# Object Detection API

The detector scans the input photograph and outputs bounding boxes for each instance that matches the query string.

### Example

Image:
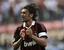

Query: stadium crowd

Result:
[0,0,64,24]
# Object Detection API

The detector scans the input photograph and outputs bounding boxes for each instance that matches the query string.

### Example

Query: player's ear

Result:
[30,14,33,18]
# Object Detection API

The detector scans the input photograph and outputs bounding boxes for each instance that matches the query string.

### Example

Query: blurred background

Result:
[0,0,64,50]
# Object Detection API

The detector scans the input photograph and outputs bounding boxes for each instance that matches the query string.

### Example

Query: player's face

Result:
[21,9,31,22]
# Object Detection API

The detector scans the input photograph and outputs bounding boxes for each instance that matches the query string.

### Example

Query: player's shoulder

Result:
[35,21,45,27]
[15,24,23,31]
[36,21,47,31]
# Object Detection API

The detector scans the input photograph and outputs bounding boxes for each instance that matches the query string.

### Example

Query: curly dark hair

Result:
[22,3,39,21]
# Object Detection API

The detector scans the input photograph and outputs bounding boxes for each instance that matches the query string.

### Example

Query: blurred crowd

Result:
[0,0,64,24]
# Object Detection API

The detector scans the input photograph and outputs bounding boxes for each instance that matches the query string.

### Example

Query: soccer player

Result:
[13,3,48,50]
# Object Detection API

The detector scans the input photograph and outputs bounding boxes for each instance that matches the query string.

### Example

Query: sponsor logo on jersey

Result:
[24,40,36,47]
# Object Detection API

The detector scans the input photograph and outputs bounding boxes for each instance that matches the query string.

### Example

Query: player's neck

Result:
[26,19,33,27]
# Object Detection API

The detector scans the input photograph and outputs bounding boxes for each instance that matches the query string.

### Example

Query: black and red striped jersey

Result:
[13,21,47,50]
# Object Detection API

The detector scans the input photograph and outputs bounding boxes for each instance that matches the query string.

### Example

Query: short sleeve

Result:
[37,23,47,38]
[13,27,21,43]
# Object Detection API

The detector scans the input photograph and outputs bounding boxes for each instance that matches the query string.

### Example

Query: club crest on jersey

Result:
[24,40,36,47]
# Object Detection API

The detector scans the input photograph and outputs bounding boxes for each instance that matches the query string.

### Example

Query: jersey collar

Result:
[23,21,35,29]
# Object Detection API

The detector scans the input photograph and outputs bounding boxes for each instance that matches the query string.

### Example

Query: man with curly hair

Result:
[13,3,48,50]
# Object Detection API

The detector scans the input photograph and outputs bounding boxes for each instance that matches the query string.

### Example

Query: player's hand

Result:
[26,28,33,38]
[20,29,25,40]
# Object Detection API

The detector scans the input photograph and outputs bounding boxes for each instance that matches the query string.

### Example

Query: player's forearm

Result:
[31,35,47,47]
[13,38,23,50]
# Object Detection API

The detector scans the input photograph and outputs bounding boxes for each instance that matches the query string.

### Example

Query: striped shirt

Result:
[13,21,47,50]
